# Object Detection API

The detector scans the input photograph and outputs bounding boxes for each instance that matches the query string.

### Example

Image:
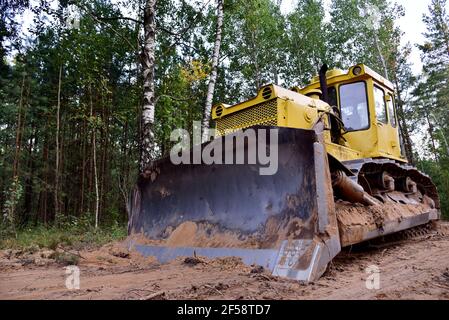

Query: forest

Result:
[0,0,448,241]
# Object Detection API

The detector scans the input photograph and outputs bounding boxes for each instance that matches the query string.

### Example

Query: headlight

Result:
[353,66,362,76]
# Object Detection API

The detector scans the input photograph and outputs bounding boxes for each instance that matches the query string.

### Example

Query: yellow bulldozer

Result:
[128,64,440,282]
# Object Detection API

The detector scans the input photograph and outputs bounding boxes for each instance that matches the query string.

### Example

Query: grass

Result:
[0,219,127,251]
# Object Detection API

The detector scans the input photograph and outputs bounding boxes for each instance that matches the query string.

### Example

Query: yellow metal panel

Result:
[296,64,395,93]
[279,99,318,130]
[325,142,363,162]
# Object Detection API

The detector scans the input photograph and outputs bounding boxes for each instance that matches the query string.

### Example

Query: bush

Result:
[53,252,80,266]
[418,159,449,219]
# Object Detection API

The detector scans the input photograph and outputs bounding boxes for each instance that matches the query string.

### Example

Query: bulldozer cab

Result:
[298,64,405,163]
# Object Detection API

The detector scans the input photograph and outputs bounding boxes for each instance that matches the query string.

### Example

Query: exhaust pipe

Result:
[319,64,329,104]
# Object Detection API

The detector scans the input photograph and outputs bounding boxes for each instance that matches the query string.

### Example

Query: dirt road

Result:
[1,222,449,300]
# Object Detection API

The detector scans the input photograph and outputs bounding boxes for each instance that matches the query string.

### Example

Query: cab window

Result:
[387,94,397,127]
[374,85,388,124]
[339,82,369,131]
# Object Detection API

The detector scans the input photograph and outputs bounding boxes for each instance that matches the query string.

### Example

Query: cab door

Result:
[373,84,400,157]
[385,92,401,158]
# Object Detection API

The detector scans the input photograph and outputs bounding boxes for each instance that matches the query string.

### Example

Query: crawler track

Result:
[355,160,440,208]
[334,159,440,247]
[366,222,436,248]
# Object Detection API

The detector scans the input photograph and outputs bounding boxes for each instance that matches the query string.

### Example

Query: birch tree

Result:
[202,0,224,142]
[140,0,157,173]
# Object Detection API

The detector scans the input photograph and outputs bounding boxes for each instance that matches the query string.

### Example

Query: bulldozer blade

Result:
[128,127,341,282]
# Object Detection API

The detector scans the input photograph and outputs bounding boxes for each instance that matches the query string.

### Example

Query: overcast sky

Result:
[281,0,449,75]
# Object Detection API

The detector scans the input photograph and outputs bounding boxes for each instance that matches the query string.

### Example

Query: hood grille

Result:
[216,99,278,136]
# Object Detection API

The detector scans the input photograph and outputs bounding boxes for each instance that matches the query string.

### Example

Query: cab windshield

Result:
[339,82,369,131]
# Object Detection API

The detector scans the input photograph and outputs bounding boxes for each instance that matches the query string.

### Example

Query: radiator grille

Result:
[216,99,278,136]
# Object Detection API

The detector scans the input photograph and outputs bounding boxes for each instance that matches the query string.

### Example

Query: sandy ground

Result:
[1,222,449,300]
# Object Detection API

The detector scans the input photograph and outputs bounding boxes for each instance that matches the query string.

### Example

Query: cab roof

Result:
[294,64,395,95]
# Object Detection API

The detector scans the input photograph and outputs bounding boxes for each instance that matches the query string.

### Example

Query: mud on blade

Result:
[128,127,341,282]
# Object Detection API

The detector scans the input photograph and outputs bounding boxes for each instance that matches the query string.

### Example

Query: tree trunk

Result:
[90,85,100,229]
[250,30,261,90]
[8,72,27,226]
[39,125,49,224]
[373,32,389,79]
[54,65,62,216]
[12,73,26,180]
[80,116,87,216]
[202,0,224,142]
[93,130,99,228]
[24,125,37,223]
[424,111,439,162]
[140,0,157,174]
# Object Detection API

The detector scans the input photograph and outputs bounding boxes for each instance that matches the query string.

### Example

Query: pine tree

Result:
[414,0,449,217]
[416,0,449,158]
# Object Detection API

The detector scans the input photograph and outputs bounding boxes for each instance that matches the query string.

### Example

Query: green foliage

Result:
[328,0,405,75]
[411,0,449,216]
[0,217,127,250]
[2,176,23,229]
[418,159,449,218]
[283,0,327,87]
